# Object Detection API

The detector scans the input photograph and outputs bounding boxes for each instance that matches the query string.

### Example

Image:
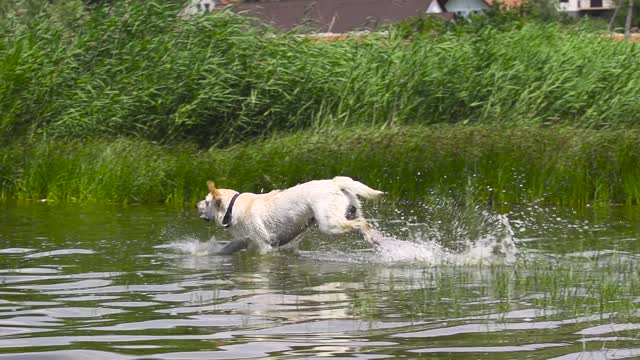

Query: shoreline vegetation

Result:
[3,126,640,206]
[2,2,640,206]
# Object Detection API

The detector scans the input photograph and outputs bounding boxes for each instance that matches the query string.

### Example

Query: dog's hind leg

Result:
[350,219,383,247]
[317,218,382,247]
[312,195,381,247]
[361,224,384,248]
[217,239,248,255]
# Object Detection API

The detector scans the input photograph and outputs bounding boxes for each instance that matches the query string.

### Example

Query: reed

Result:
[2,2,640,147]
[2,126,640,206]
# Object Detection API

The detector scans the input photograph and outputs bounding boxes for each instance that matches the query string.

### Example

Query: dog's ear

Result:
[207,180,222,198]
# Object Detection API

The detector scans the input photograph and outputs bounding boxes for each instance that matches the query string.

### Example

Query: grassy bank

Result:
[2,126,640,206]
[2,3,640,207]
[2,2,640,147]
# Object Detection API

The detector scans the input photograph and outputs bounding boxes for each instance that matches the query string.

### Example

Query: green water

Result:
[1,201,640,359]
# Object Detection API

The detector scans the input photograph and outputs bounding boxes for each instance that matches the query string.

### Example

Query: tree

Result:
[609,0,621,31]
[625,0,634,37]
[609,0,640,33]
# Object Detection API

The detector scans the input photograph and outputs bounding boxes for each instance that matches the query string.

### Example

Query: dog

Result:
[196,176,384,254]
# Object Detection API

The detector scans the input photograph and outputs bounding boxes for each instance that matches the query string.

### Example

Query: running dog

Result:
[196,177,384,254]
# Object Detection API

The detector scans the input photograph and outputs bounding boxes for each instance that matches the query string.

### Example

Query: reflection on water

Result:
[1,201,640,359]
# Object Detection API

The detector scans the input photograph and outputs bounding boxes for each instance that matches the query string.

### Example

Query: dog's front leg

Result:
[218,239,248,255]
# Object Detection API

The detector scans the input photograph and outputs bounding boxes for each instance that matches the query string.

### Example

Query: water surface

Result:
[1,201,640,359]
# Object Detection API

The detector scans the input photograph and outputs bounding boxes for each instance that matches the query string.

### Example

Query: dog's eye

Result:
[205,201,210,206]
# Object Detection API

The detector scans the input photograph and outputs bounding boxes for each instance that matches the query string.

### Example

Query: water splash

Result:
[154,236,224,256]
[344,197,520,266]
[372,236,444,263]
[157,203,519,266]
[359,212,517,265]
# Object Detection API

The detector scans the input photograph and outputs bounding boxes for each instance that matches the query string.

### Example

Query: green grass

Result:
[2,126,640,206]
[2,2,640,147]
[211,126,640,207]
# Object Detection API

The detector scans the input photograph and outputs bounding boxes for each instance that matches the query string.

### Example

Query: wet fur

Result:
[197,176,384,254]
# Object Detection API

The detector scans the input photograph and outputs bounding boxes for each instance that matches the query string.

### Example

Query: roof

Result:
[231,0,433,33]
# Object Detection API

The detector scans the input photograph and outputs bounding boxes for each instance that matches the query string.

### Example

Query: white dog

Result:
[196,176,384,254]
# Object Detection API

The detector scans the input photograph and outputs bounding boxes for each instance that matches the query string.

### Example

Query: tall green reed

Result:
[0,139,211,203]
[2,2,640,147]
[2,126,640,206]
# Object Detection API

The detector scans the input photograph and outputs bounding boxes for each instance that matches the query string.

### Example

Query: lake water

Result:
[1,201,640,359]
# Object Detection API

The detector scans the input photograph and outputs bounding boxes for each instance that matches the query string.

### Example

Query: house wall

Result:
[426,0,444,13]
[444,0,490,16]
[558,0,615,12]
[181,0,216,16]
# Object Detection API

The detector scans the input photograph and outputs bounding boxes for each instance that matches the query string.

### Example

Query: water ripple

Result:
[1,204,640,359]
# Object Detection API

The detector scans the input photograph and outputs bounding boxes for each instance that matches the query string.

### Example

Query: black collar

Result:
[222,193,241,228]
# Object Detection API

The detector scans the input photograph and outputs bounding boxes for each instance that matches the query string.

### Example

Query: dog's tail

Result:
[333,176,384,199]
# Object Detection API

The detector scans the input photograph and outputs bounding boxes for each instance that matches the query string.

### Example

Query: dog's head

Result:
[196,180,237,225]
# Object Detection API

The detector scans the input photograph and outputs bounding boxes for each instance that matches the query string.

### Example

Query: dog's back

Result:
[331,176,384,199]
